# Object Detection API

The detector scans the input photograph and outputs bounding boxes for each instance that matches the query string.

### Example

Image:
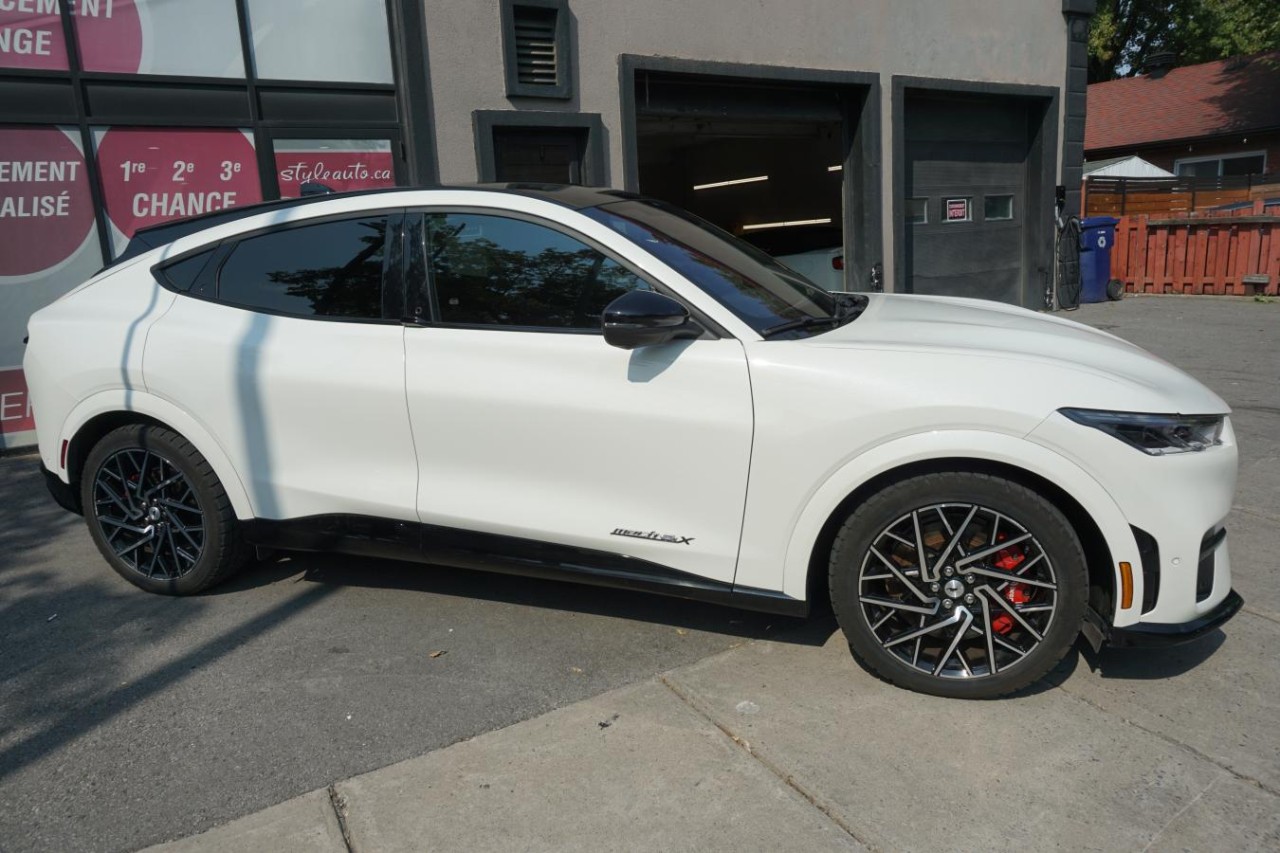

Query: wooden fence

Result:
[1111,205,1280,296]
[1084,174,1280,218]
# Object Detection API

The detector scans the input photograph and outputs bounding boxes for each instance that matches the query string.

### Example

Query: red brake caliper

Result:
[990,542,1030,635]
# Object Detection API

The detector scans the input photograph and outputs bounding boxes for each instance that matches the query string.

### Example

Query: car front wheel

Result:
[81,424,247,595]
[829,472,1088,699]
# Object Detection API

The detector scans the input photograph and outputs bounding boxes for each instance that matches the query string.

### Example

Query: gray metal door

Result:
[904,95,1031,304]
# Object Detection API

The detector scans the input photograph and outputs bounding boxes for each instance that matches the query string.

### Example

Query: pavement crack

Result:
[1241,605,1280,627]
[327,784,355,853]
[1138,773,1222,853]
[659,675,880,852]
[1233,504,1280,525]
[1060,687,1280,799]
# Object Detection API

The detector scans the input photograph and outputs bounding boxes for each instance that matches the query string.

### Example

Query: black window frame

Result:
[403,206,726,338]
[499,0,573,100]
[152,208,405,324]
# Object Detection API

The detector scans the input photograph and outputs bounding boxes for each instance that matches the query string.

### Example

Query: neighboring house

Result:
[1086,51,1280,177]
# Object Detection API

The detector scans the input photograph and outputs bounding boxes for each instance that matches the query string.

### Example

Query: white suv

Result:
[23,185,1242,699]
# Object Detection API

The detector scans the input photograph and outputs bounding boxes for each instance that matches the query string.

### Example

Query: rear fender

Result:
[58,389,254,520]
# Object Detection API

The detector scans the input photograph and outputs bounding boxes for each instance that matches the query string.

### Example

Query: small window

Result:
[1175,152,1267,178]
[425,213,649,330]
[1175,160,1220,178]
[159,249,217,292]
[905,198,928,225]
[984,195,1014,221]
[501,0,572,99]
[1222,154,1266,177]
[218,216,389,319]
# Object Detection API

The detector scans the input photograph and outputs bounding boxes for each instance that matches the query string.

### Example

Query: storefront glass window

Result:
[92,126,262,256]
[74,0,244,77]
[246,0,392,84]
[0,125,103,446]
[273,138,397,197]
[0,1,69,70]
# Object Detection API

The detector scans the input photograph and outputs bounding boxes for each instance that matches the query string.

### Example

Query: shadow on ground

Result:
[1077,631,1227,680]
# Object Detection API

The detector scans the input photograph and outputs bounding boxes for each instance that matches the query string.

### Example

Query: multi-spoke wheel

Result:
[829,472,1087,699]
[81,425,247,594]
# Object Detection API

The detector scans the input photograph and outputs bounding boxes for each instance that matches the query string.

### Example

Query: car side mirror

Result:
[602,290,701,350]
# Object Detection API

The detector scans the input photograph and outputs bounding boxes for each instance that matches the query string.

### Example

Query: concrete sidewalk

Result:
[146,621,1280,852]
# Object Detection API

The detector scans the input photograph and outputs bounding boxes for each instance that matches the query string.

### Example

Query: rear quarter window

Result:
[216,215,390,320]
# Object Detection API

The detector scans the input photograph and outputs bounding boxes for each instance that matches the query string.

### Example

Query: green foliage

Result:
[1088,0,1280,82]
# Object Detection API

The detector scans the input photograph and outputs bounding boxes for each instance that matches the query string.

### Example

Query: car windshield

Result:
[583,199,838,336]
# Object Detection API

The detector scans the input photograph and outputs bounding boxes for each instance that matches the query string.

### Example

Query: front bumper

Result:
[1105,589,1244,648]
[1029,412,1238,627]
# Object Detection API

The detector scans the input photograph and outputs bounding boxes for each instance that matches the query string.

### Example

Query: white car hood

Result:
[804,293,1229,414]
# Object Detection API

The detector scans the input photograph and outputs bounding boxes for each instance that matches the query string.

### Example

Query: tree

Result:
[1088,0,1280,82]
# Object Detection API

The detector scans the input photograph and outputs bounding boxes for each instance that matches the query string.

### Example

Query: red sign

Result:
[0,0,66,69]
[0,0,143,72]
[945,198,971,222]
[274,145,396,198]
[96,127,261,245]
[0,367,35,435]
[73,0,143,73]
[0,127,95,277]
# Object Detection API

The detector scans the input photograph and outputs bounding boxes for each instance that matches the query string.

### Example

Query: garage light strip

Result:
[740,217,833,231]
[692,175,769,190]
[828,165,843,172]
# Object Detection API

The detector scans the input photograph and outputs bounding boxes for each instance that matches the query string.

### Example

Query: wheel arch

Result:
[784,431,1141,628]
[59,390,255,520]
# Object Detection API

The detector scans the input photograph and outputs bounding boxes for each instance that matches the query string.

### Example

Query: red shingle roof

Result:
[1085,51,1280,152]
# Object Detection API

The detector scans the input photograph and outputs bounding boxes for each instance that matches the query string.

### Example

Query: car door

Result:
[401,208,753,585]
[144,210,419,522]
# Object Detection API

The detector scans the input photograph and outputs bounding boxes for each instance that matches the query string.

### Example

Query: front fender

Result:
[58,389,255,520]
[777,429,1143,627]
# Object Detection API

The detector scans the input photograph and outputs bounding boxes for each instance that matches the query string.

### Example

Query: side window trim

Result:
[406,206,725,338]
[172,208,406,324]
[403,210,431,325]
[382,211,407,323]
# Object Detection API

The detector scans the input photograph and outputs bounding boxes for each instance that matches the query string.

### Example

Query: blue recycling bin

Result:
[1079,216,1120,303]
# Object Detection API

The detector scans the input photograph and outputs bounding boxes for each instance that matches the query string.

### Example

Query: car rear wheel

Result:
[829,472,1088,699]
[81,424,247,595]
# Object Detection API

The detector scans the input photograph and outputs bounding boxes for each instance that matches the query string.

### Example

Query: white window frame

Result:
[1173,150,1267,177]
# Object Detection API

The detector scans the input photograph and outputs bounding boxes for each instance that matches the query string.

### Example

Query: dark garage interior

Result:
[631,72,867,291]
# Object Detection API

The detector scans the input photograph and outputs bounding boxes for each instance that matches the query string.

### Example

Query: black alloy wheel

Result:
[829,472,1088,699]
[81,424,247,594]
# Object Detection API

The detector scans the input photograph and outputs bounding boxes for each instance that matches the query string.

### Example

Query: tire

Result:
[1106,279,1125,301]
[828,472,1087,699]
[80,424,248,595]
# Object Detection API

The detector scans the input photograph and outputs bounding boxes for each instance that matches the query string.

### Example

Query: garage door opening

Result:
[628,69,877,292]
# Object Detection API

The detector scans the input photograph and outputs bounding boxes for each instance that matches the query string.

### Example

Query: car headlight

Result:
[1060,408,1225,455]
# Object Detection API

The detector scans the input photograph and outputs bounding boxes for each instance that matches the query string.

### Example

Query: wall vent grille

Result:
[513,6,559,87]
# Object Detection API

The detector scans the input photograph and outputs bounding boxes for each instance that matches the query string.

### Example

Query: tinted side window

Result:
[218,216,389,319]
[426,213,649,329]
[158,249,216,292]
